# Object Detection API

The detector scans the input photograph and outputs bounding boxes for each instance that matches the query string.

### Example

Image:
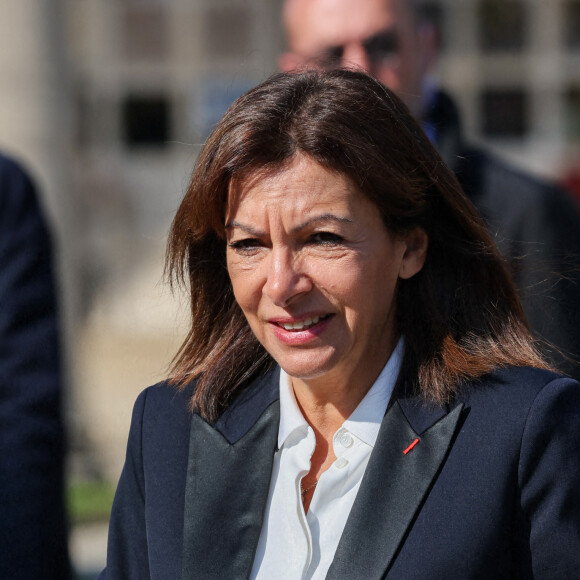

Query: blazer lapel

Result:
[181,369,280,580]
[328,398,464,580]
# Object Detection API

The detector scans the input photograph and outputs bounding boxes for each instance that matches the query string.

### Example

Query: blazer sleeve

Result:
[519,376,580,576]
[98,388,151,580]
[0,154,70,579]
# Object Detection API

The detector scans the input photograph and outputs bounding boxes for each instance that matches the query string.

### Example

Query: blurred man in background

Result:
[0,152,71,579]
[280,0,580,380]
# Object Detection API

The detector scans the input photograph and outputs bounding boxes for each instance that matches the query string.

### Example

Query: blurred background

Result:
[0,0,579,577]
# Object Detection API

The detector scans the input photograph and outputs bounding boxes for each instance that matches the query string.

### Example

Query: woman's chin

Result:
[273,349,342,384]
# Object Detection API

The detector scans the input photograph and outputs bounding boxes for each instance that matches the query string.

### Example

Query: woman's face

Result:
[225,154,426,391]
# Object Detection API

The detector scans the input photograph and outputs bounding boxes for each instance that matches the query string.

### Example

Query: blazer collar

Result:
[181,368,280,580]
[213,368,280,444]
[181,368,464,580]
[327,396,464,580]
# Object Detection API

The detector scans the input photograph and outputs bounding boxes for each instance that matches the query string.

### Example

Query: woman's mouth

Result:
[277,314,331,331]
[269,313,333,345]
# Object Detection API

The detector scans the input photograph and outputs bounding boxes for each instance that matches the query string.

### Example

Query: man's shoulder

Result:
[473,147,569,208]
[431,91,577,223]
[459,143,580,244]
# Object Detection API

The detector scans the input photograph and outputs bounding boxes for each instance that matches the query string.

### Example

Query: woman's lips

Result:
[277,314,330,331]
[268,313,334,345]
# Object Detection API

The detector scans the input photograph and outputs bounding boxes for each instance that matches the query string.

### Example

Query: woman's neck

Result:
[292,377,363,436]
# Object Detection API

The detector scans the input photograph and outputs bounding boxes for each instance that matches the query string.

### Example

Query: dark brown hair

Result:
[167,69,548,422]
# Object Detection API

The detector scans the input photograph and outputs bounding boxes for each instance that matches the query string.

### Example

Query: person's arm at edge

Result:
[0,154,71,579]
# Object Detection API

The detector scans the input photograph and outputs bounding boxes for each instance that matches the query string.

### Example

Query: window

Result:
[478,0,526,52]
[74,90,90,148]
[563,1,580,50]
[193,77,254,138]
[564,85,580,140]
[74,90,116,148]
[203,6,251,58]
[123,5,168,61]
[121,95,170,148]
[481,89,528,138]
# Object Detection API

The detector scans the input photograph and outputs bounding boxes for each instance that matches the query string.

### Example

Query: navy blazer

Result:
[0,153,70,579]
[100,366,580,579]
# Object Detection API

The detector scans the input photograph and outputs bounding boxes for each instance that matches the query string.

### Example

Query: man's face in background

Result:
[279,0,435,117]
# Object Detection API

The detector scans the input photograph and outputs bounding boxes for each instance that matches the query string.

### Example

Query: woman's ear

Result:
[398,227,428,280]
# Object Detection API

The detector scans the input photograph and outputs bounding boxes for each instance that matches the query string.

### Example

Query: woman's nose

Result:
[262,249,312,307]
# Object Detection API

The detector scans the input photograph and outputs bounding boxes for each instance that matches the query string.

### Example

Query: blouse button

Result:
[335,457,348,469]
[340,432,354,448]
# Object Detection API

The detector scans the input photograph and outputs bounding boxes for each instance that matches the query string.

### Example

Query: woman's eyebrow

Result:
[224,221,264,236]
[225,214,353,235]
[292,214,353,233]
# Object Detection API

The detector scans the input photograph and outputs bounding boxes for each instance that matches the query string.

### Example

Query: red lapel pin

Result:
[403,437,420,455]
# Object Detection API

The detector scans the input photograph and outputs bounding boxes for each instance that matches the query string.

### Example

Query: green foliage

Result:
[68,480,116,524]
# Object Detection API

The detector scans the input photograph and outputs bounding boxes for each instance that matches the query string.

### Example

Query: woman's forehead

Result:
[226,155,353,211]
[227,154,357,204]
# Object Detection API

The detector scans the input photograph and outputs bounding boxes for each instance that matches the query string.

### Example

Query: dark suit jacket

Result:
[0,153,71,579]
[425,91,580,381]
[100,365,580,579]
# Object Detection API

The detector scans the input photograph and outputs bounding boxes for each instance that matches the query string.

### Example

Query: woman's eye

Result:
[228,238,262,252]
[309,232,344,245]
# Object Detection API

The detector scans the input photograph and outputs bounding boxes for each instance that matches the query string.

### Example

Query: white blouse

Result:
[250,339,404,579]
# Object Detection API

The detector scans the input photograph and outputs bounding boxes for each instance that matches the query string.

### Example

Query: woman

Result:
[100,70,580,579]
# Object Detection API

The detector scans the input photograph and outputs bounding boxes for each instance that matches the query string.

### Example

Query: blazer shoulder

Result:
[102,381,196,580]
[139,378,195,407]
[135,379,196,438]
[122,380,197,473]
[458,365,579,414]
[489,365,572,386]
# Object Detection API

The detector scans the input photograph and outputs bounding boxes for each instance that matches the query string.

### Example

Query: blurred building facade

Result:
[432,0,580,187]
[0,0,579,483]
[63,0,285,480]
